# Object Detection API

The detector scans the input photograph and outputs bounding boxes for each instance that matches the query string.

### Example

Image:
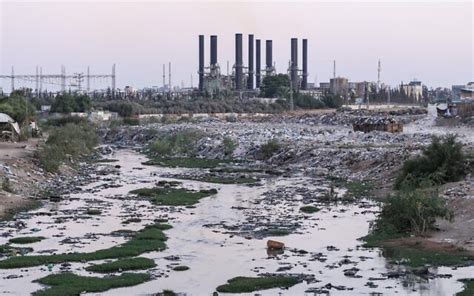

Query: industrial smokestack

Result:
[247,34,254,90]
[235,33,243,90]
[290,38,298,89]
[198,35,204,91]
[265,40,272,75]
[302,39,308,90]
[210,35,217,66]
[256,39,261,88]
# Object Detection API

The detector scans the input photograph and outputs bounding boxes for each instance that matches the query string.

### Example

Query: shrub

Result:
[258,139,280,159]
[0,91,36,124]
[2,177,13,193]
[51,93,91,113]
[36,122,98,172]
[148,130,204,157]
[394,135,466,189]
[371,188,453,236]
[223,137,237,157]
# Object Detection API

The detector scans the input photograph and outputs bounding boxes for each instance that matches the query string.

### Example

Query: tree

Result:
[0,91,36,124]
[260,74,290,98]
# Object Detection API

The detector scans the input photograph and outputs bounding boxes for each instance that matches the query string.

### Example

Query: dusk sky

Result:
[1,0,472,92]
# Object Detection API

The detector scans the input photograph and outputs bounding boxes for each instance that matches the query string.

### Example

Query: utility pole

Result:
[377,59,381,90]
[35,66,39,95]
[162,64,165,88]
[190,74,193,88]
[168,62,171,94]
[11,66,14,91]
[87,66,90,92]
[333,60,336,78]
[111,64,116,97]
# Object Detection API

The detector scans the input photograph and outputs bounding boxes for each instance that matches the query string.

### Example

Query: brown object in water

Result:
[267,240,285,250]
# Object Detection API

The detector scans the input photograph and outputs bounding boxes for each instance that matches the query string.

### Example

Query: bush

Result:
[258,139,280,159]
[223,137,237,157]
[36,122,98,172]
[148,130,204,157]
[44,116,88,127]
[0,91,36,124]
[2,177,13,193]
[395,135,466,189]
[371,188,453,236]
[51,93,91,113]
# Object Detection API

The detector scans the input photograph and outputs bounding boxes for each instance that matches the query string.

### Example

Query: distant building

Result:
[329,77,349,97]
[401,80,423,101]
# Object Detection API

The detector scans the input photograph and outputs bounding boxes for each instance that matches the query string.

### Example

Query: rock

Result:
[267,240,285,250]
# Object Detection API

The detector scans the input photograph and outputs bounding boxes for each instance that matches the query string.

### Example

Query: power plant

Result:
[198,33,309,95]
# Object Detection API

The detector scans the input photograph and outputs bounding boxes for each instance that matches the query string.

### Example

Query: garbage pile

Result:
[352,117,403,133]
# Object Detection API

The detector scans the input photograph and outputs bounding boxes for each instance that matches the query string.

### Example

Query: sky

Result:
[0,0,473,92]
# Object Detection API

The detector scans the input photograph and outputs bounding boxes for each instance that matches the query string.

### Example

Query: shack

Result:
[0,113,20,141]
[353,117,403,133]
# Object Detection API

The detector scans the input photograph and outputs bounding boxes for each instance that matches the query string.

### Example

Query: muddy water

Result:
[0,149,472,296]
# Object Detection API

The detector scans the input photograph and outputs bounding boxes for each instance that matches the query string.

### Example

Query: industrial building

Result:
[198,34,309,95]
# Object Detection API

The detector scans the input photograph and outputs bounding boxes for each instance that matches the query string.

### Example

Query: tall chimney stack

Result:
[256,39,261,88]
[247,34,254,90]
[302,39,308,90]
[198,35,204,91]
[210,35,217,66]
[235,33,243,90]
[265,40,273,76]
[290,38,298,90]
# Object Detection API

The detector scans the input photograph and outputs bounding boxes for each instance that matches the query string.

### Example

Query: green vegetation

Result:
[9,236,45,244]
[51,93,91,113]
[258,139,281,160]
[223,137,237,157]
[0,91,36,124]
[300,205,320,213]
[2,177,14,193]
[0,223,171,269]
[86,209,102,215]
[216,276,300,293]
[260,74,290,98]
[33,272,150,296]
[457,279,474,296]
[395,135,466,189]
[85,257,156,273]
[143,157,227,169]
[36,122,98,172]
[381,245,473,268]
[267,229,291,236]
[44,116,88,128]
[147,129,204,157]
[179,175,258,185]
[172,265,189,271]
[130,187,217,206]
[372,188,452,236]
[344,180,373,199]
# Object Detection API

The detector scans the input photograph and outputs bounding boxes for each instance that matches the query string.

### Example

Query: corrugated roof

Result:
[0,113,15,123]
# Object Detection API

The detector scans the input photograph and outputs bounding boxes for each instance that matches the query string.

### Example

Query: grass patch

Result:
[267,229,291,236]
[457,279,474,296]
[85,257,156,273]
[382,246,473,268]
[9,236,45,244]
[33,272,150,296]
[0,224,171,269]
[130,187,217,206]
[344,180,373,199]
[216,276,300,293]
[143,157,229,169]
[172,265,189,271]
[178,175,259,185]
[300,205,319,214]
[86,209,102,215]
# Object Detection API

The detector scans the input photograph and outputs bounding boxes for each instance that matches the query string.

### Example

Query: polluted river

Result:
[0,147,473,295]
